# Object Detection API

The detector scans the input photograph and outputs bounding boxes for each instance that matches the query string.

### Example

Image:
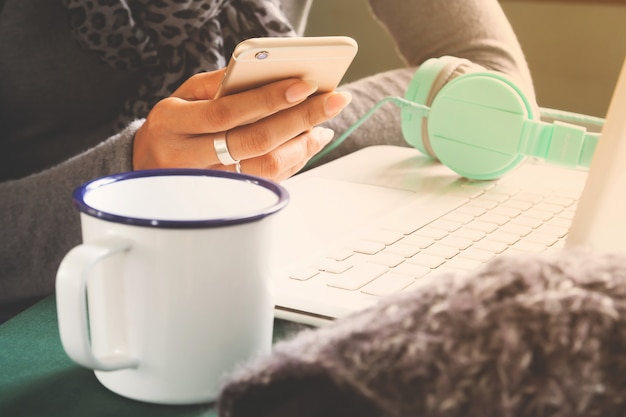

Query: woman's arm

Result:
[0,123,138,322]
[313,0,534,165]
[0,68,352,321]
[368,0,533,90]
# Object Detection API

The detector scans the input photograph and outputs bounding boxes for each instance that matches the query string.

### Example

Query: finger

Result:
[164,78,319,135]
[171,69,227,101]
[194,127,334,179]
[240,127,335,181]
[226,91,351,161]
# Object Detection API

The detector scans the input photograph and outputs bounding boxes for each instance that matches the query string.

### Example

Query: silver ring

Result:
[213,131,239,166]
[235,161,242,174]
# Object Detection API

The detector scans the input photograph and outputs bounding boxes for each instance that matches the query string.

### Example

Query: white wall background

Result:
[304,1,626,118]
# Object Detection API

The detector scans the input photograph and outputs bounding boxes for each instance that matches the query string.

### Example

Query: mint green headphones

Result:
[401,56,604,180]
[307,55,604,180]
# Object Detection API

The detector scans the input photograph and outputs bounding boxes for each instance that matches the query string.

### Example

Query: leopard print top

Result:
[60,0,295,129]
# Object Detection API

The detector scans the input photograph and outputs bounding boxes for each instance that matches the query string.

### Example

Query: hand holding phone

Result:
[133,37,356,182]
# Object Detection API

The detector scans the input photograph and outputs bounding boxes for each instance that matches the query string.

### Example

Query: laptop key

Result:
[393,262,431,278]
[407,253,446,268]
[360,272,415,296]
[326,263,388,291]
[289,267,320,281]
[350,240,386,255]
[370,252,406,267]
[384,243,421,258]
[327,247,354,261]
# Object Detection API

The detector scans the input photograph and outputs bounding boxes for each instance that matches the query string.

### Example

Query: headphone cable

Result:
[305,96,429,169]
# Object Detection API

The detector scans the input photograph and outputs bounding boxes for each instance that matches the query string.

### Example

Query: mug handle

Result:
[56,236,139,371]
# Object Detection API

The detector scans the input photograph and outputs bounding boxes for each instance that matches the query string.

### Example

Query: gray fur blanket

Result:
[217,249,626,417]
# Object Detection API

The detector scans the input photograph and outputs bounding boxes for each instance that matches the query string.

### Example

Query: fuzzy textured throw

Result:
[217,249,626,417]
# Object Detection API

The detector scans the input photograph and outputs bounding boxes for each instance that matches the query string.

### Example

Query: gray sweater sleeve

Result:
[0,120,141,321]
[314,0,534,165]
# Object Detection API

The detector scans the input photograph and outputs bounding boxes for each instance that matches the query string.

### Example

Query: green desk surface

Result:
[0,296,301,417]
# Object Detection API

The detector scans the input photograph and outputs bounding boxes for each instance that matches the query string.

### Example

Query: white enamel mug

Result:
[55,169,288,405]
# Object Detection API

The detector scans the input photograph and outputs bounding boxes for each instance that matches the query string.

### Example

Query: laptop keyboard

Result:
[287,180,578,298]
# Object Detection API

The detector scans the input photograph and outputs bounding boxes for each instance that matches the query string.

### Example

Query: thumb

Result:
[171,68,227,101]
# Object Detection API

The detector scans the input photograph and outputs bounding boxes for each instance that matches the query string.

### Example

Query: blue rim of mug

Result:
[73,169,290,229]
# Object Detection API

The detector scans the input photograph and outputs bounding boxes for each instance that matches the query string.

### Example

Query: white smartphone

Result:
[215,36,358,98]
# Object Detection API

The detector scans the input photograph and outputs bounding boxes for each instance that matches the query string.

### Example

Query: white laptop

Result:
[270,59,626,327]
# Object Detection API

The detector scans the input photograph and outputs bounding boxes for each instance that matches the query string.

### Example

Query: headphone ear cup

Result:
[402,56,482,158]
[428,72,538,180]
